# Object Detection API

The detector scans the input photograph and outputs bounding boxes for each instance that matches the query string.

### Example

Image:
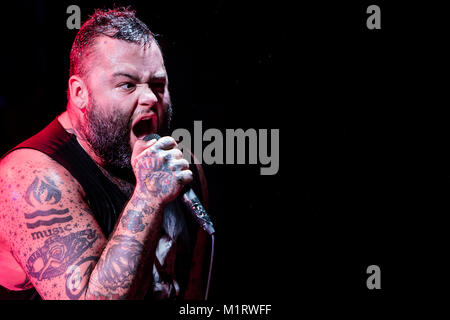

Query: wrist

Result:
[131,187,165,215]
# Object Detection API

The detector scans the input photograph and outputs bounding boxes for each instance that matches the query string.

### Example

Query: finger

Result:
[163,148,183,160]
[169,159,190,171]
[153,136,178,150]
[146,138,158,146]
[175,170,193,185]
[133,138,158,158]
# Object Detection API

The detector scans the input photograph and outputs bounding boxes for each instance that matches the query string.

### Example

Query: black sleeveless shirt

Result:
[9,118,130,236]
[0,118,204,300]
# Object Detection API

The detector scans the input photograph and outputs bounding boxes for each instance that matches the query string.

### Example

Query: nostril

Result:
[138,88,158,106]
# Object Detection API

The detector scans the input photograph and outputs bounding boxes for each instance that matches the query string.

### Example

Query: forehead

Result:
[90,36,166,79]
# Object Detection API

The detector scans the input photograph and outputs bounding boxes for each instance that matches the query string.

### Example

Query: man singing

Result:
[0,7,209,300]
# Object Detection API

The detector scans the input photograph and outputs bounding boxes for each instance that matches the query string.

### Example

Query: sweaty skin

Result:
[0,38,193,299]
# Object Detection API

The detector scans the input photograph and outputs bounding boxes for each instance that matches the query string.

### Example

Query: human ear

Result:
[68,75,89,111]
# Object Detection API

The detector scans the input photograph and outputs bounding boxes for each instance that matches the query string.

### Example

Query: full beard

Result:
[81,97,173,177]
[83,100,134,174]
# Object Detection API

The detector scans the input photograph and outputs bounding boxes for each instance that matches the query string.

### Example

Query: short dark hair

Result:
[69,7,156,79]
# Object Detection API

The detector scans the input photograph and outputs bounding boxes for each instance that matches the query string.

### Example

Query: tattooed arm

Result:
[86,137,192,299]
[0,149,106,299]
[0,137,192,299]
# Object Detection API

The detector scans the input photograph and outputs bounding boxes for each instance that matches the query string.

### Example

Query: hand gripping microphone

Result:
[144,134,215,235]
[144,133,215,300]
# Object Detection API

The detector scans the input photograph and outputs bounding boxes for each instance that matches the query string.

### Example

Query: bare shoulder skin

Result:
[0,148,106,298]
[0,133,191,299]
[0,17,194,299]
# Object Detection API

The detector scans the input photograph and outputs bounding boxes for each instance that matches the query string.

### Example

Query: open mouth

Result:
[132,117,156,140]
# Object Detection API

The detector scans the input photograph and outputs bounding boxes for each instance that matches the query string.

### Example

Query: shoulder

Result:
[2,148,61,171]
[0,149,86,242]
[0,148,107,298]
[0,148,83,190]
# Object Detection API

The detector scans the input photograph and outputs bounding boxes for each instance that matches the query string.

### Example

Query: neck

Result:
[58,110,104,166]
[58,111,135,197]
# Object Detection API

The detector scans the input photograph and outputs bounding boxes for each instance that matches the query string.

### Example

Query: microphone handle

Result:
[182,188,215,235]
[143,134,215,235]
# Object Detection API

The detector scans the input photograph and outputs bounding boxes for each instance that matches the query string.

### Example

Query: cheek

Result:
[158,101,170,122]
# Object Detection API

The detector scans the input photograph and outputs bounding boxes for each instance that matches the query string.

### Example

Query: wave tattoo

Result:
[24,208,70,219]
[26,216,73,229]
[23,175,73,228]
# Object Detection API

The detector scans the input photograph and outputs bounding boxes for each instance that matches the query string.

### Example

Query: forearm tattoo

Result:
[122,210,145,234]
[95,235,143,292]
[65,256,98,300]
[131,196,157,216]
[13,159,169,299]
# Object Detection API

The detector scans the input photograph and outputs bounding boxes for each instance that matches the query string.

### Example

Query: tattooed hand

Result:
[131,136,193,206]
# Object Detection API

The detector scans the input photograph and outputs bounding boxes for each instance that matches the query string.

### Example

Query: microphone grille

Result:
[143,133,161,141]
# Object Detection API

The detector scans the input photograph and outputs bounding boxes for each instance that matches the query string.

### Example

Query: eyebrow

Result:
[112,72,140,82]
[112,72,167,82]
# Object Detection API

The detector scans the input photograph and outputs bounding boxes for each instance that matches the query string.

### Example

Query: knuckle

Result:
[156,150,167,160]
[180,159,189,169]
[176,170,192,181]
[169,162,181,172]
[174,149,183,157]
[185,170,193,179]
[169,163,177,171]
[161,136,177,146]
[163,152,172,160]
[145,146,158,158]
[168,149,183,160]
[167,136,177,144]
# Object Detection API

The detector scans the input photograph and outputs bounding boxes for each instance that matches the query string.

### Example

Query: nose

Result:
[138,84,158,108]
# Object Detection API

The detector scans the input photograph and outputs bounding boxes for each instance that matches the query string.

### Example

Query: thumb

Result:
[132,138,158,159]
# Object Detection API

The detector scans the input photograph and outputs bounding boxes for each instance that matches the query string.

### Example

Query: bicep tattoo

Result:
[26,228,98,281]
[24,175,72,230]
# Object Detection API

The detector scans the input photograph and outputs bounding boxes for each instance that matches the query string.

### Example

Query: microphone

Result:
[144,134,215,235]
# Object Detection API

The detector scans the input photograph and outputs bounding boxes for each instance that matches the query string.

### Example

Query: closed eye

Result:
[151,81,165,93]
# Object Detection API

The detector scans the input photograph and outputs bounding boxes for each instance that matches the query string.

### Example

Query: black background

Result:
[0,0,448,315]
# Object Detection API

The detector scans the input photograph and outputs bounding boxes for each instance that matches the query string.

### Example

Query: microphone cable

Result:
[205,233,215,301]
